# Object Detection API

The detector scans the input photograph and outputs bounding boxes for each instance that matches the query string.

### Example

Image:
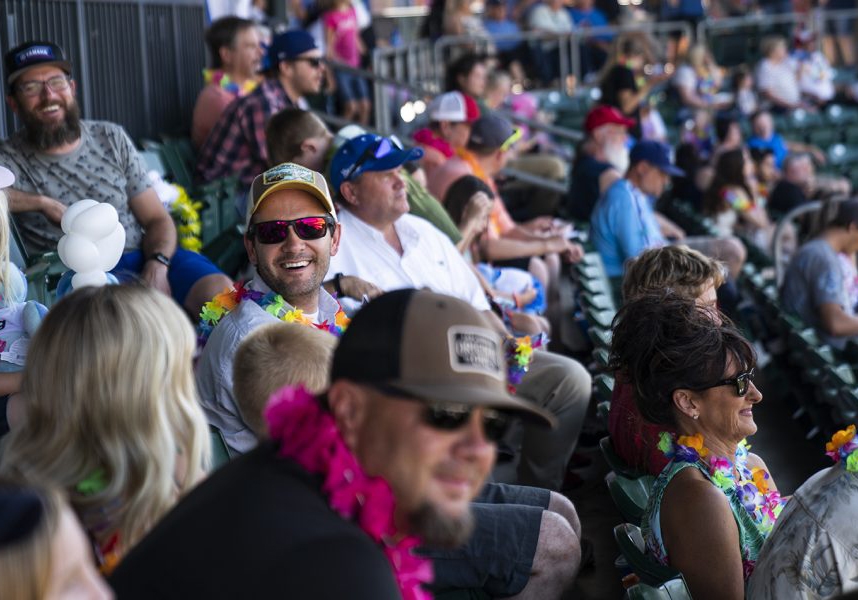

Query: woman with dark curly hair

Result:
[609,291,784,600]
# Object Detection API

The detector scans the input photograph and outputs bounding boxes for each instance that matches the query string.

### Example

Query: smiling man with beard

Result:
[195,162,343,454]
[0,41,231,318]
[112,288,557,599]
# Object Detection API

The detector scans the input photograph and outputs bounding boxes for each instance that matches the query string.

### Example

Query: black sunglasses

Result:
[291,57,324,68]
[247,216,335,244]
[342,137,397,183]
[421,401,512,443]
[372,383,511,442]
[692,367,756,397]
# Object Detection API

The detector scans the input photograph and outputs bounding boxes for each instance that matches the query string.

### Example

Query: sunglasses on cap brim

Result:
[500,128,523,152]
[247,216,336,244]
[342,136,405,183]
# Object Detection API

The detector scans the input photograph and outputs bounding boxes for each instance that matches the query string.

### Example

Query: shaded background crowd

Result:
[2,0,858,598]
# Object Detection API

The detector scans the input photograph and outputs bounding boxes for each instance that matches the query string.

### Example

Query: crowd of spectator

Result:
[2,1,858,598]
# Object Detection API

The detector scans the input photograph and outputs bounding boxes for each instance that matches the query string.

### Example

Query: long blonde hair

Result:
[0,190,23,305]
[0,478,63,600]
[0,285,210,555]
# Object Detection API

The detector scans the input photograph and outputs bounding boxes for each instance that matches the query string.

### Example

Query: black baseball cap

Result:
[4,41,72,87]
[331,289,557,428]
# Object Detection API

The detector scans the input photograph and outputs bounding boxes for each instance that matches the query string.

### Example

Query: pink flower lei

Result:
[264,385,434,599]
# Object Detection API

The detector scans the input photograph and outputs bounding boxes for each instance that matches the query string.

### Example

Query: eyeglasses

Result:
[693,367,756,397]
[17,75,71,98]
[247,216,335,243]
[291,57,324,69]
[422,401,512,443]
[342,137,396,183]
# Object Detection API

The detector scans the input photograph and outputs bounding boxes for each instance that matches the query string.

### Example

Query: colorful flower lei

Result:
[202,68,259,97]
[825,424,858,472]
[660,432,785,537]
[170,185,203,253]
[265,386,433,600]
[198,281,349,346]
[504,333,547,393]
[76,469,121,575]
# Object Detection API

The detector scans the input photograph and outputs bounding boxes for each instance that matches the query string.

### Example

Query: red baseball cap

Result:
[584,105,635,133]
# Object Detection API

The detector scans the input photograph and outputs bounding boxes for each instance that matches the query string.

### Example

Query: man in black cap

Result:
[0,40,231,317]
[196,29,325,194]
[110,289,565,599]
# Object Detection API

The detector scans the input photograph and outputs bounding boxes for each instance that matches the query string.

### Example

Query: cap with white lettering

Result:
[331,288,557,428]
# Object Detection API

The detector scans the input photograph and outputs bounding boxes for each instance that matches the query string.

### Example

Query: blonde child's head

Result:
[233,322,337,438]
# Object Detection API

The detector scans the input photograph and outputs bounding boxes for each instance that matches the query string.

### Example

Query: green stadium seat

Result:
[209,425,232,470]
[600,436,646,480]
[607,473,655,525]
[613,523,680,587]
[625,576,693,600]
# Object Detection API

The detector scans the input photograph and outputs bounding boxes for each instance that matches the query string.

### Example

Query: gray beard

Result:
[409,501,475,548]
[21,101,82,151]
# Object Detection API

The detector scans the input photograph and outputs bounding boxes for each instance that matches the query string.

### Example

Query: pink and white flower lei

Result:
[265,385,434,599]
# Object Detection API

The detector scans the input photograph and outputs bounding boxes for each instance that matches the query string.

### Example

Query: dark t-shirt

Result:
[565,154,613,222]
[768,179,808,216]
[599,66,641,138]
[109,443,401,599]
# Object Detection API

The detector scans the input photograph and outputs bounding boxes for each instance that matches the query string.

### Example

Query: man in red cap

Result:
[562,105,634,222]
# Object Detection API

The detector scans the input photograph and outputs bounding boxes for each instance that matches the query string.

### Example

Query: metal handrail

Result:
[773,200,822,287]
[697,8,858,43]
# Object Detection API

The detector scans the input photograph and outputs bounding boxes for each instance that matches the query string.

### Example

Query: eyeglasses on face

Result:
[342,137,397,184]
[17,75,71,98]
[291,57,324,69]
[693,367,756,397]
[422,401,511,443]
[247,216,335,244]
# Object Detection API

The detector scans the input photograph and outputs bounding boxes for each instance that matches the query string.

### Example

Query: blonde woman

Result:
[1,285,211,573]
[0,477,112,600]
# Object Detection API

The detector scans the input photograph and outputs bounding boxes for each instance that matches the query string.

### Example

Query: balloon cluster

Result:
[57,200,125,290]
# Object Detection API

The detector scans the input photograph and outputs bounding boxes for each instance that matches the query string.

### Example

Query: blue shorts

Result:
[420,483,548,596]
[335,70,369,102]
[112,249,222,306]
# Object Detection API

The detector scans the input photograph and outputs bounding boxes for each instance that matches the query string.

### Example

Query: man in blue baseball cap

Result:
[590,139,746,279]
[197,29,326,192]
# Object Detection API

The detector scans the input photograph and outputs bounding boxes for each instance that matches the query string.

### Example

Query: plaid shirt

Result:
[196,78,295,187]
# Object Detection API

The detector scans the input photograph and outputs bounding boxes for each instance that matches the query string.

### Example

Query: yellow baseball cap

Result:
[247,162,337,227]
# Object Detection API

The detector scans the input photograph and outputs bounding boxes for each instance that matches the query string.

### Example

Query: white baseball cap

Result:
[427,91,481,123]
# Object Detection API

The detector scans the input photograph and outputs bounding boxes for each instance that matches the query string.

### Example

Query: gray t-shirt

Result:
[781,238,852,350]
[0,120,149,254]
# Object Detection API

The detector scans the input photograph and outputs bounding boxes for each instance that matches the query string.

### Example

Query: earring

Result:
[692,413,699,420]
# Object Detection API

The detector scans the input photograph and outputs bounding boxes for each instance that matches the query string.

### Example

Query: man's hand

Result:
[39,195,67,225]
[562,242,585,263]
[660,219,686,240]
[142,260,171,296]
[339,275,383,301]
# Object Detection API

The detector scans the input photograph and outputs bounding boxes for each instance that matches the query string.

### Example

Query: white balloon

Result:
[58,233,100,273]
[61,199,98,234]
[72,270,108,289]
[95,224,126,272]
[70,203,119,239]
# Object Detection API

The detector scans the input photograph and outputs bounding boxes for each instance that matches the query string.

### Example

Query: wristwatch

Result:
[149,252,171,267]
